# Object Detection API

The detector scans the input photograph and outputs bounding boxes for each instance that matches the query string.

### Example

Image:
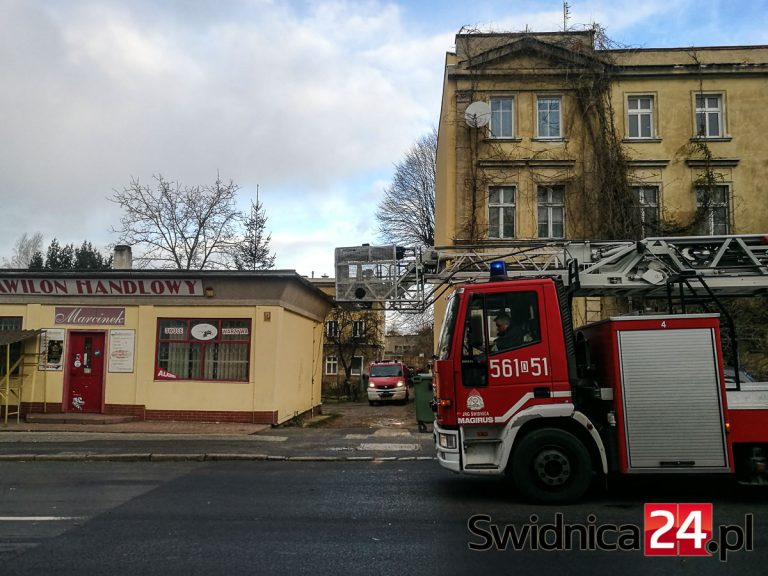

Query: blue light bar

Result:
[489,260,508,281]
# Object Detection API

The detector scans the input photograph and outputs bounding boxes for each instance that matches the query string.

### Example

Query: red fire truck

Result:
[335,235,768,502]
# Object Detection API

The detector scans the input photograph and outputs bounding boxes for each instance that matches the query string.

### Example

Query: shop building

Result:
[0,266,331,425]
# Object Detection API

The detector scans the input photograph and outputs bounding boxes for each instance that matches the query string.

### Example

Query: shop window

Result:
[156,318,250,381]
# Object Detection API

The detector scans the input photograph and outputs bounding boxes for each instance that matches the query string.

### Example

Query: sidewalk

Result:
[0,401,436,462]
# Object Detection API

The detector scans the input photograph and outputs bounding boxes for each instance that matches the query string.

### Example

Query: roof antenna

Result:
[563,1,571,31]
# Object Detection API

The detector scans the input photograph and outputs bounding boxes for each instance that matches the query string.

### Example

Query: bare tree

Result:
[3,232,43,268]
[233,198,276,270]
[376,128,436,248]
[326,307,384,400]
[387,309,434,337]
[110,174,243,270]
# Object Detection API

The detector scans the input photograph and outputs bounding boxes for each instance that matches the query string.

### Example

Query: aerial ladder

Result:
[335,234,768,306]
[335,234,768,386]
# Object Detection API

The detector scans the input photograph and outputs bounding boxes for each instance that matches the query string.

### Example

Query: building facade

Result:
[309,277,385,398]
[0,269,331,424]
[435,30,768,325]
[383,334,433,372]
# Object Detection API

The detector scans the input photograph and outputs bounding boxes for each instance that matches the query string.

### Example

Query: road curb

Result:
[204,453,269,461]
[0,454,37,461]
[87,453,152,461]
[0,453,438,462]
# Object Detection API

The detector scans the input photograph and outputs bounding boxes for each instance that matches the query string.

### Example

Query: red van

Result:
[367,361,409,405]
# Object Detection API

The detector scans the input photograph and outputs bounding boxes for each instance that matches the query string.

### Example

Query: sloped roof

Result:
[459,34,611,73]
[0,329,43,346]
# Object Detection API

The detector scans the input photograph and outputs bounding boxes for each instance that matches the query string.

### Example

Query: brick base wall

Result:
[105,404,146,419]
[15,402,64,415]
[16,403,324,426]
[145,409,278,425]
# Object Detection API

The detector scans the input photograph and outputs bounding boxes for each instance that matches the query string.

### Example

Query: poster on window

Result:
[108,329,135,373]
[39,328,65,371]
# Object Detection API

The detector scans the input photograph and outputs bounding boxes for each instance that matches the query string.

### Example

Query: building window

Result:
[0,317,22,377]
[351,356,363,376]
[696,185,730,235]
[488,186,516,239]
[156,318,250,381]
[537,185,565,238]
[537,96,561,139]
[352,320,364,339]
[325,320,339,338]
[628,95,654,139]
[325,355,338,375]
[631,186,660,237]
[695,94,723,138]
[490,97,514,138]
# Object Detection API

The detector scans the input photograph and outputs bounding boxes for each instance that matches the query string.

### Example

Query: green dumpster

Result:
[412,373,435,432]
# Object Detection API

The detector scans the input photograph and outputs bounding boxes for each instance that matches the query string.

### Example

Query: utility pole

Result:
[563,1,571,31]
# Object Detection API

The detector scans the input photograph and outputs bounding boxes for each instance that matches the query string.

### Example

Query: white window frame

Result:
[537,185,565,239]
[352,320,364,339]
[695,93,724,138]
[536,96,562,139]
[696,185,730,235]
[325,355,338,375]
[325,320,339,338]
[488,186,516,239]
[351,356,363,376]
[489,97,515,139]
[631,185,660,237]
[627,95,654,139]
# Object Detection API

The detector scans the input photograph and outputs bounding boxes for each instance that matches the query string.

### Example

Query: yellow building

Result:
[435,30,768,325]
[0,268,331,425]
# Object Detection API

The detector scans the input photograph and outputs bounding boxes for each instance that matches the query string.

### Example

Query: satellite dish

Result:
[464,101,491,128]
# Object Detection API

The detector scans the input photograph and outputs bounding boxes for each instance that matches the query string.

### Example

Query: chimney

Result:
[113,245,133,270]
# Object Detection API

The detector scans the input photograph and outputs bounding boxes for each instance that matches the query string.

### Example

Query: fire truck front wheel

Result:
[510,428,593,504]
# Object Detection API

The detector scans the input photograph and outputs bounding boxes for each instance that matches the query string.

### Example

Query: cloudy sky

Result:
[2,0,767,277]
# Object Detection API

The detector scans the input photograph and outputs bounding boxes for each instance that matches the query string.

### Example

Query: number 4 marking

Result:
[677,509,707,551]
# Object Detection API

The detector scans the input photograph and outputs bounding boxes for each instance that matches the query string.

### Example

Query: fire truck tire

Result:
[510,428,593,504]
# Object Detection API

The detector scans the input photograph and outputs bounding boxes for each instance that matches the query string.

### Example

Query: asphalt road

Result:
[0,460,766,575]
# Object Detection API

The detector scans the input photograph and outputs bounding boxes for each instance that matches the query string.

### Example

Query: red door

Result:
[66,332,105,412]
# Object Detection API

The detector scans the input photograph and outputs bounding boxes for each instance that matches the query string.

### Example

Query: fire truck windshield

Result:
[436,294,460,360]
